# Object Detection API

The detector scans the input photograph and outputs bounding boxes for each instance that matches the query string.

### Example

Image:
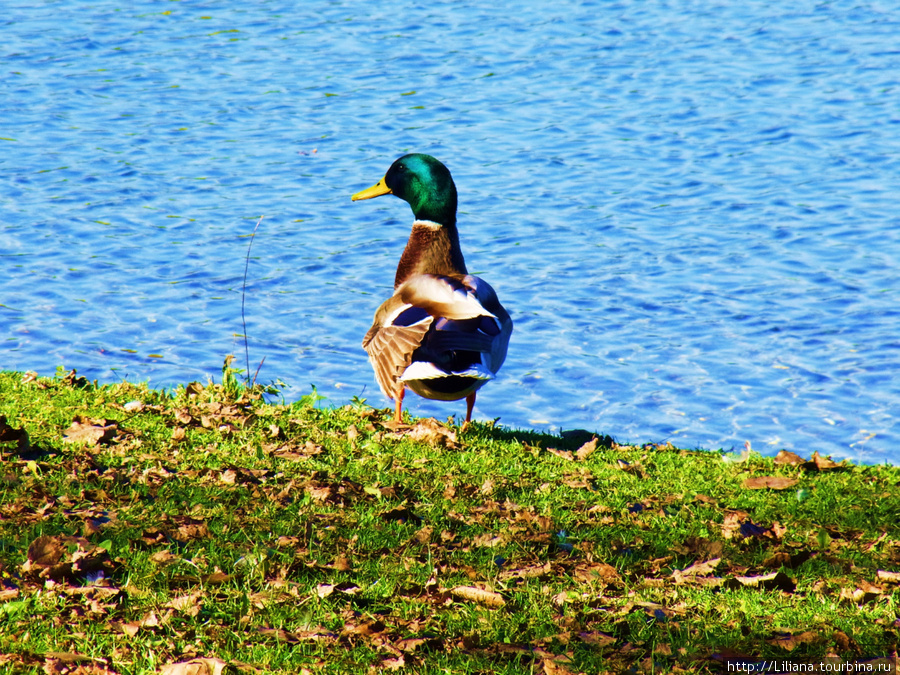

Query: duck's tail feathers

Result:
[400,362,495,382]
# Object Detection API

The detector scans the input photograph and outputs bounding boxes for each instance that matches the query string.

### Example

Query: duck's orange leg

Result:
[463,392,477,428]
[394,385,406,423]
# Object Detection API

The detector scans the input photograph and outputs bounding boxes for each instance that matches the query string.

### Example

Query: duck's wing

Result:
[363,274,512,400]
[455,274,513,375]
[363,295,434,400]
[395,274,497,321]
[398,274,512,375]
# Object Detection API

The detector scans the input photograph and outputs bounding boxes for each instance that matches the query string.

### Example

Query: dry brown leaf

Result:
[159,658,228,675]
[673,536,724,558]
[721,511,780,541]
[22,535,115,583]
[876,569,900,584]
[341,619,385,636]
[724,571,796,592]
[774,450,805,466]
[119,622,140,637]
[451,585,506,608]
[174,520,209,542]
[573,561,620,584]
[546,447,574,461]
[0,415,30,453]
[403,418,459,449]
[808,451,843,471]
[138,610,167,628]
[149,550,179,566]
[273,440,323,461]
[63,417,118,446]
[562,475,592,489]
[166,591,203,616]
[541,658,578,675]
[499,562,552,581]
[839,579,883,604]
[765,630,818,651]
[26,535,66,567]
[306,484,334,502]
[575,437,599,461]
[672,558,721,583]
[381,506,422,525]
[42,652,118,675]
[395,636,435,653]
[762,549,812,569]
[42,651,102,664]
[379,655,406,671]
[577,631,616,647]
[332,555,352,572]
[472,533,508,548]
[413,526,434,544]
[743,476,799,490]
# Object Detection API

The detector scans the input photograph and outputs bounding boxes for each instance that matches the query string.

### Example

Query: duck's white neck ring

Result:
[412,219,443,230]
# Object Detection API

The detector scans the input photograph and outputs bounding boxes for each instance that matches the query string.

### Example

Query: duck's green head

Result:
[352,153,457,225]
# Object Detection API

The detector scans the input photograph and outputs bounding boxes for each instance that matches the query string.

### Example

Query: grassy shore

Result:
[0,367,898,674]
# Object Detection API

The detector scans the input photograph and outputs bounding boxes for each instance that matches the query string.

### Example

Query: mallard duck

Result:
[351,153,513,425]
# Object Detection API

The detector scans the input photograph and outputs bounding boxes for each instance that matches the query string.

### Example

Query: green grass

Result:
[0,367,898,674]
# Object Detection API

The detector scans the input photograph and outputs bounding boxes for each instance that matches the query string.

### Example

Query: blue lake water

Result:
[2,1,899,464]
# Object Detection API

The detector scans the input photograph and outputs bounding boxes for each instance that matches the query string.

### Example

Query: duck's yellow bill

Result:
[351,176,392,201]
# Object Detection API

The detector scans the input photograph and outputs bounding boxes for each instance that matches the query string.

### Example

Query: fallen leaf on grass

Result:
[673,536,724,558]
[378,655,406,671]
[451,586,506,608]
[119,622,140,637]
[63,417,118,447]
[721,511,783,541]
[272,440,323,461]
[381,506,422,525]
[316,581,361,599]
[166,590,204,616]
[573,561,620,584]
[395,636,440,653]
[876,569,900,584]
[22,535,117,583]
[159,657,228,675]
[774,450,805,466]
[0,415,30,454]
[839,579,883,604]
[575,437,599,461]
[672,558,722,585]
[499,562,552,581]
[546,447,575,461]
[112,608,168,636]
[402,418,459,449]
[254,626,336,644]
[806,451,844,471]
[173,519,210,542]
[577,631,616,647]
[762,549,812,569]
[765,630,818,651]
[541,658,578,675]
[26,535,66,567]
[742,476,798,490]
[149,550,179,566]
[724,571,796,592]
[42,652,115,674]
